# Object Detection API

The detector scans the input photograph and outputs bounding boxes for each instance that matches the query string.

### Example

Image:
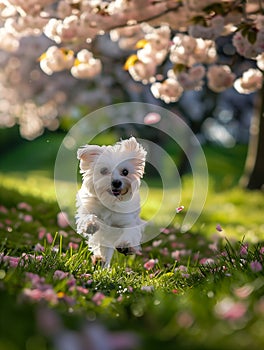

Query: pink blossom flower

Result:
[23,214,33,222]
[0,205,8,214]
[207,64,236,92]
[3,256,20,268]
[250,260,263,272]
[68,242,79,250]
[46,233,53,244]
[34,243,45,252]
[57,211,70,228]
[92,292,105,305]
[160,228,170,234]
[38,228,46,239]
[240,244,248,256]
[17,202,32,211]
[53,270,69,280]
[76,286,89,294]
[171,250,181,261]
[144,258,158,270]
[199,258,215,266]
[152,240,162,247]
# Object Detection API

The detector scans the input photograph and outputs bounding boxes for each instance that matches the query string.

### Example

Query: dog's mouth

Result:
[109,188,129,197]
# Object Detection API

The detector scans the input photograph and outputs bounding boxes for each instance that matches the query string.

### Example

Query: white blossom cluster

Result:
[39,46,102,78]
[0,0,263,103]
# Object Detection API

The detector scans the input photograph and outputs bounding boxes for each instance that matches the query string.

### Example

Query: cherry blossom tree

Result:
[0,0,263,188]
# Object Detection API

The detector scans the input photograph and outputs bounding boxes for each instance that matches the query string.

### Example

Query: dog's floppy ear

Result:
[121,137,147,178]
[77,145,103,172]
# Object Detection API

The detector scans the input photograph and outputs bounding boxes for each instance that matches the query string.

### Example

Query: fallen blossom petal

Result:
[144,112,161,125]
[176,205,184,213]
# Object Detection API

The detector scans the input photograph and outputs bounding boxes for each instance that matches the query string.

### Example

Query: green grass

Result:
[1,132,264,350]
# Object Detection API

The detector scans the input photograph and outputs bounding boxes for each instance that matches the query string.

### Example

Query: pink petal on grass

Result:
[176,205,184,213]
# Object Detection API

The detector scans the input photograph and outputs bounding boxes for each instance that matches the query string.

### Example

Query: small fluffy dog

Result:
[76,137,147,267]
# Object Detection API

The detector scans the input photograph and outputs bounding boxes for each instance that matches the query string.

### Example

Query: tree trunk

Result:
[240,80,264,190]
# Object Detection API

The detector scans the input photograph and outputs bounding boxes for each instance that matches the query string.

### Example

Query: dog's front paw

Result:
[84,215,99,235]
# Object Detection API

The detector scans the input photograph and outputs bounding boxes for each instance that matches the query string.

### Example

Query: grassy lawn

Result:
[1,131,264,350]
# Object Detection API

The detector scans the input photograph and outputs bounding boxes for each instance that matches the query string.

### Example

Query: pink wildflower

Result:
[0,205,8,214]
[34,243,45,252]
[144,258,158,270]
[38,228,46,239]
[23,214,33,222]
[92,292,105,305]
[53,270,69,280]
[260,247,264,255]
[76,286,89,294]
[250,260,263,272]
[240,244,248,256]
[18,202,32,211]
[216,224,223,232]
[3,256,20,268]
[68,242,79,250]
[152,240,162,247]
[46,233,53,244]
[160,228,170,234]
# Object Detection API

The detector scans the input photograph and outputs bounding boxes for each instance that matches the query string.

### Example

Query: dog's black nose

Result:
[112,179,122,189]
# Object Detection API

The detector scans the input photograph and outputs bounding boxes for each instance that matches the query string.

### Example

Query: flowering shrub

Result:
[0,1,262,99]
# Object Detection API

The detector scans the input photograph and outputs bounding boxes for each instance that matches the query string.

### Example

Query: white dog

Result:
[76,137,147,267]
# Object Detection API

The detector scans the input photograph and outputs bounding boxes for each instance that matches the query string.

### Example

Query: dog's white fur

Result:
[76,137,147,267]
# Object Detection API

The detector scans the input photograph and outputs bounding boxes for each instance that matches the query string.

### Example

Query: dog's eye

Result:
[100,167,109,175]
[121,168,129,176]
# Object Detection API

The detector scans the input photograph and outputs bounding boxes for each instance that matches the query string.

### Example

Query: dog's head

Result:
[77,137,146,205]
